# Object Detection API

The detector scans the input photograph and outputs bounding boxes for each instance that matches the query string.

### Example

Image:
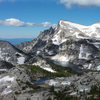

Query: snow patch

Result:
[79,88,89,92]
[51,55,70,66]
[36,51,40,55]
[0,76,15,83]
[79,45,91,60]
[5,57,10,61]
[0,48,10,61]
[59,20,100,39]
[45,49,54,55]
[48,51,54,55]
[17,57,25,64]
[75,32,86,39]
[0,69,7,71]
[90,42,100,49]
[0,76,15,96]
[70,92,77,96]
[48,79,71,86]
[41,67,56,73]
[48,80,59,86]
[52,35,61,45]
[52,30,67,45]
[0,48,6,60]
[1,87,12,95]
[61,81,71,85]
[88,64,92,69]
[52,55,69,62]
[97,65,100,71]
[32,60,56,73]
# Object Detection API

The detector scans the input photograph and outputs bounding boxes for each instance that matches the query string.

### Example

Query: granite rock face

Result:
[0,65,31,100]
[1,20,100,71]
[0,40,29,65]
[16,20,100,71]
[16,27,55,53]
[1,20,100,99]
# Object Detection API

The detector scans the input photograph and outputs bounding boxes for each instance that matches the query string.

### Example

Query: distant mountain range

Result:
[0,38,33,44]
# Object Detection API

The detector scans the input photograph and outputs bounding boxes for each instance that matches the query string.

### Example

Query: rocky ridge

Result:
[0,20,100,100]
[16,20,100,71]
[0,40,30,65]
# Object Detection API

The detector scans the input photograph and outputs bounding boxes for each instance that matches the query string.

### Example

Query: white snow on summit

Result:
[52,20,100,45]
[59,20,100,36]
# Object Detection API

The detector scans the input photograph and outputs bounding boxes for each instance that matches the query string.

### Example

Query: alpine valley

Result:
[1,20,100,100]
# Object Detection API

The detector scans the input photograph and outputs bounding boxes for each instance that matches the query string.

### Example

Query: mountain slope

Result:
[0,40,29,65]
[52,20,100,45]
[16,27,54,53]
[15,20,100,71]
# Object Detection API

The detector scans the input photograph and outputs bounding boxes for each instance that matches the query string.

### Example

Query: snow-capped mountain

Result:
[1,20,100,100]
[52,20,100,45]
[16,27,54,53]
[0,40,29,65]
[22,20,100,71]
[50,20,100,70]
[2,20,100,71]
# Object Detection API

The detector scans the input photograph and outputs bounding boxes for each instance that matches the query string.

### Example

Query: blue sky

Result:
[0,0,100,38]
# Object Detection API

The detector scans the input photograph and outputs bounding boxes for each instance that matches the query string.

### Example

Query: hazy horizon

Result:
[0,38,33,44]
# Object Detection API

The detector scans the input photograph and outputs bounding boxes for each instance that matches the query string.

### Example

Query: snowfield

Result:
[1,87,12,95]
[42,67,56,73]
[51,55,71,66]
[79,44,91,60]
[96,65,100,71]
[0,75,15,96]
[0,76,15,83]
[17,57,25,64]
[32,60,56,73]
[0,69,7,71]
[47,79,71,87]
[59,20,100,37]
[52,20,100,45]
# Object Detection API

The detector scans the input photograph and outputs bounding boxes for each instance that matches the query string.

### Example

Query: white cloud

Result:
[60,0,100,8]
[41,22,57,27]
[0,18,56,27]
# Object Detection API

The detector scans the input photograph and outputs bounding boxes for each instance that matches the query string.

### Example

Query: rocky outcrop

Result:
[0,40,30,65]
[2,20,100,71]
[16,27,55,53]
[1,19,100,100]
[23,20,100,71]
[49,20,100,71]
[0,65,31,100]
[0,61,14,69]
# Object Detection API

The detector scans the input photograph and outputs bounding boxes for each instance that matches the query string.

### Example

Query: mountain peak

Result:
[92,22,100,28]
[0,40,27,65]
[59,19,86,29]
[52,19,100,45]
